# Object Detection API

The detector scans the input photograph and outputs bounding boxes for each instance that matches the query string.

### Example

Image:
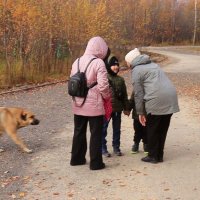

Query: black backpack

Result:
[68,57,97,106]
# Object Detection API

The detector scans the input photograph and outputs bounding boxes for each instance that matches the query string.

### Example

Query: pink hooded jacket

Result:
[70,36,111,116]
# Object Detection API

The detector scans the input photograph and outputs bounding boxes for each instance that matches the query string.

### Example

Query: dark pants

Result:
[146,114,172,160]
[133,119,147,144]
[70,114,104,169]
[102,112,121,152]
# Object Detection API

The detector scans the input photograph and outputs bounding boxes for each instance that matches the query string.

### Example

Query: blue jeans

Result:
[102,112,122,153]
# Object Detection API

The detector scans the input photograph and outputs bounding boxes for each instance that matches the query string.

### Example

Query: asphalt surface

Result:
[0,83,71,199]
[0,46,200,200]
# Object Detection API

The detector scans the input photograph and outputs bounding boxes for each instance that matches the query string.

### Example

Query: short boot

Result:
[143,144,148,154]
[102,151,111,157]
[141,156,158,164]
[102,146,111,157]
[113,148,123,156]
[131,143,139,154]
[90,162,105,170]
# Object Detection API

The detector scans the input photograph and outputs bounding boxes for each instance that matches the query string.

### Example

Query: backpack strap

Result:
[77,58,80,72]
[74,57,97,107]
[84,57,96,73]
[84,57,98,88]
[77,57,96,73]
[77,57,97,87]
[88,81,97,89]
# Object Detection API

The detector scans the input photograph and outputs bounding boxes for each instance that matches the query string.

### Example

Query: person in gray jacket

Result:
[125,48,180,164]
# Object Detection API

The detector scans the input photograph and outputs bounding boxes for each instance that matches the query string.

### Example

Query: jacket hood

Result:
[131,54,151,68]
[105,54,119,76]
[84,36,108,59]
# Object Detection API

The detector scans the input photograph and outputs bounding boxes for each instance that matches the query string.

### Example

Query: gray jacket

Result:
[131,55,179,115]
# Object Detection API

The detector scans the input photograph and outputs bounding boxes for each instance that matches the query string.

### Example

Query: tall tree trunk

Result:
[143,9,147,45]
[193,0,197,45]
[20,29,25,80]
[171,0,177,44]
[3,0,12,86]
[48,1,53,74]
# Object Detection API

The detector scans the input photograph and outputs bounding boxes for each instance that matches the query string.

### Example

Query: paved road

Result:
[143,46,200,73]
[0,47,200,200]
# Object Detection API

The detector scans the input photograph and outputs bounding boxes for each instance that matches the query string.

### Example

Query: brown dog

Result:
[0,107,40,153]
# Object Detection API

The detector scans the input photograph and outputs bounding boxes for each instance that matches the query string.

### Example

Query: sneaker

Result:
[141,156,158,164]
[143,144,148,154]
[113,148,123,156]
[131,143,139,154]
[102,151,111,157]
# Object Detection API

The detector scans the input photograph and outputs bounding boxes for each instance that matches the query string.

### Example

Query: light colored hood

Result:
[131,54,151,68]
[84,36,108,59]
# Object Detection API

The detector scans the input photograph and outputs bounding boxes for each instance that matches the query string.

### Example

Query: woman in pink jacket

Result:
[70,36,111,170]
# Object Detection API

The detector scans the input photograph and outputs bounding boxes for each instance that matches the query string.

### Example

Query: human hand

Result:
[139,115,146,126]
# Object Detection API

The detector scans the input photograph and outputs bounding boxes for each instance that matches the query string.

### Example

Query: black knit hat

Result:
[105,55,119,75]
[109,56,119,67]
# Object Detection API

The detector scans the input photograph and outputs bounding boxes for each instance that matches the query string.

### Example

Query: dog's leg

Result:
[0,132,5,152]
[5,128,33,153]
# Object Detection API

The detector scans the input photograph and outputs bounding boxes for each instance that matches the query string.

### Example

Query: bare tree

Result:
[193,0,197,45]
[171,0,177,43]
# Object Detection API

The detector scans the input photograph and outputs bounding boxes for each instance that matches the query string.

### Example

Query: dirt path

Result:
[1,47,200,200]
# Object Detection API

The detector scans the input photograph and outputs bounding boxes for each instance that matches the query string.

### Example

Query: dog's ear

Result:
[21,112,27,121]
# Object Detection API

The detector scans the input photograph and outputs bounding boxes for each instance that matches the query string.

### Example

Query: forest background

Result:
[0,0,199,89]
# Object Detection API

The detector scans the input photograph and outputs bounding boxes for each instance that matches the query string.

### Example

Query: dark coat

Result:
[108,74,129,112]
[129,91,139,120]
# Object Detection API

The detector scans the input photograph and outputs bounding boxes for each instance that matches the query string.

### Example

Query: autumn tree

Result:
[0,0,199,88]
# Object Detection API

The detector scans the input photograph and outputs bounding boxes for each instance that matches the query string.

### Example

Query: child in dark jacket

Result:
[102,55,129,157]
[129,92,148,154]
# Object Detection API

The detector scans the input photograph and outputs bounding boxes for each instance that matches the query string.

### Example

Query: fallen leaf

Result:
[23,176,30,180]
[19,192,26,197]
[67,191,74,197]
